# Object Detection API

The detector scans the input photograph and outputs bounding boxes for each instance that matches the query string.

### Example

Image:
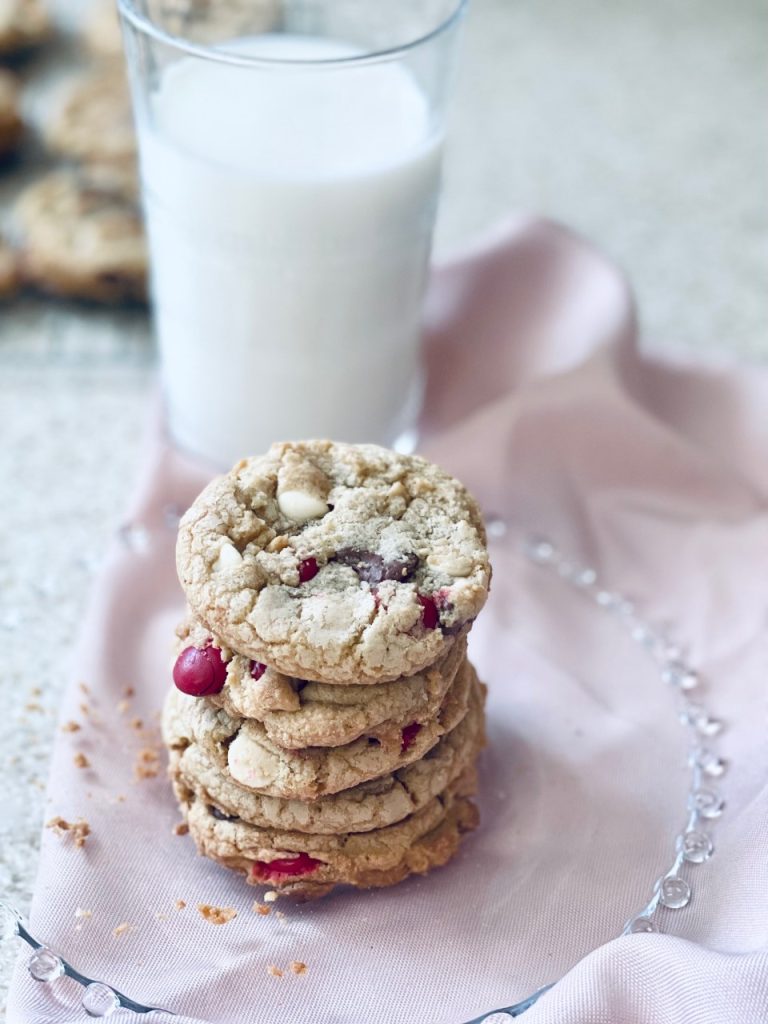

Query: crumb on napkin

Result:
[263,890,279,904]
[253,902,271,916]
[175,899,186,910]
[134,747,160,780]
[46,816,90,847]
[267,965,283,978]
[62,720,81,733]
[73,752,90,769]
[113,922,134,937]
[172,822,189,836]
[290,961,307,975]
[197,904,237,925]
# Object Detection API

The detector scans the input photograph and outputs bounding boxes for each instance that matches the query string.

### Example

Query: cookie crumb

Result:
[46,816,90,848]
[62,721,81,733]
[275,911,286,921]
[267,965,283,978]
[79,703,90,716]
[175,899,186,910]
[115,794,126,803]
[263,890,279,904]
[79,682,90,696]
[30,686,42,697]
[197,904,237,925]
[253,902,271,916]
[134,747,160,780]
[113,922,134,937]
[124,686,135,698]
[74,907,92,919]
[129,717,143,730]
[172,822,189,836]
[116,699,130,714]
[290,961,307,976]
[24,702,43,713]
[73,752,90,769]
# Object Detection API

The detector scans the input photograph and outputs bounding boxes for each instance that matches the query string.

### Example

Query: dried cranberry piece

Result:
[251,852,323,881]
[335,548,418,585]
[250,661,267,681]
[298,557,319,582]
[172,644,227,696]
[401,722,422,752]
[417,594,439,629]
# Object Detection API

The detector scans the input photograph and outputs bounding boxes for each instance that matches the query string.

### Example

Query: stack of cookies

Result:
[162,441,491,899]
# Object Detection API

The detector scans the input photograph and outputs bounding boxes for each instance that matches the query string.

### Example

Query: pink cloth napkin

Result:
[8,217,768,1024]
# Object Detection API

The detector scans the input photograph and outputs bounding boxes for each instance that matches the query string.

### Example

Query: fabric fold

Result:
[7,217,768,1024]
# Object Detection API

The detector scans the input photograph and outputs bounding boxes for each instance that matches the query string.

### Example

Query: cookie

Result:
[176,442,491,685]
[46,65,135,165]
[163,657,477,801]
[0,0,50,57]
[176,766,480,900]
[0,238,19,299]
[13,168,146,303]
[171,678,484,835]
[153,0,280,45]
[0,69,22,160]
[82,0,123,59]
[175,615,468,749]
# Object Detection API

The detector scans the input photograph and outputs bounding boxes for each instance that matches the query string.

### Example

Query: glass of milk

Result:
[117,0,467,466]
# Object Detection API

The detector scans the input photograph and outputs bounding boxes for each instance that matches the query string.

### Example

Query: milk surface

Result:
[139,35,442,465]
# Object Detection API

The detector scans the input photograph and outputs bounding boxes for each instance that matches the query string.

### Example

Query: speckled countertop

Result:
[1,0,766,1008]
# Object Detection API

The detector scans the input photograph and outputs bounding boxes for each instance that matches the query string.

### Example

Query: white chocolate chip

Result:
[213,542,243,572]
[427,551,473,577]
[228,730,279,789]
[277,489,328,523]
[276,453,330,522]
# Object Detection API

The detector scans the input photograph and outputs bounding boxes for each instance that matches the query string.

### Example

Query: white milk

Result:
[138,35,443,466]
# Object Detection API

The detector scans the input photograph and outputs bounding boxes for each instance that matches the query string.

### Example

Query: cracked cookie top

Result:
[176,441,491,684]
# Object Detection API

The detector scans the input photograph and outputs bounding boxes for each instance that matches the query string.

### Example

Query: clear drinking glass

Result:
[117,0,468,467]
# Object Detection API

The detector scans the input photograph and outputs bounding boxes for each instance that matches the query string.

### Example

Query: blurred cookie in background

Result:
[0,0,51,58]
[0,237,19,298]
[0,68,22,161]
[147,0,280,44]
[46,64,135,165]
[82,0,124,60]
[13,166,146,304]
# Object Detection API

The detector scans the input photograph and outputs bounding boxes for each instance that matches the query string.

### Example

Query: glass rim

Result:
[116,0,469,68]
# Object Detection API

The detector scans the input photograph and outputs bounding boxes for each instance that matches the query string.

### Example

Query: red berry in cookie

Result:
[251,852,323,881]
[417,594,439,629]
[298,557,319,583]
[400,722,422,752]
[250,661,267,681]
[172,644,227,696]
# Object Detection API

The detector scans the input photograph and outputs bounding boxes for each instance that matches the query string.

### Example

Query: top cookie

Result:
[82,0,123,59]
[177,441,490,684]
[0,0,50,57]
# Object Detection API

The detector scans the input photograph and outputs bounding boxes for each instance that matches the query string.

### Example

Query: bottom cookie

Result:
[175,767,480,900]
